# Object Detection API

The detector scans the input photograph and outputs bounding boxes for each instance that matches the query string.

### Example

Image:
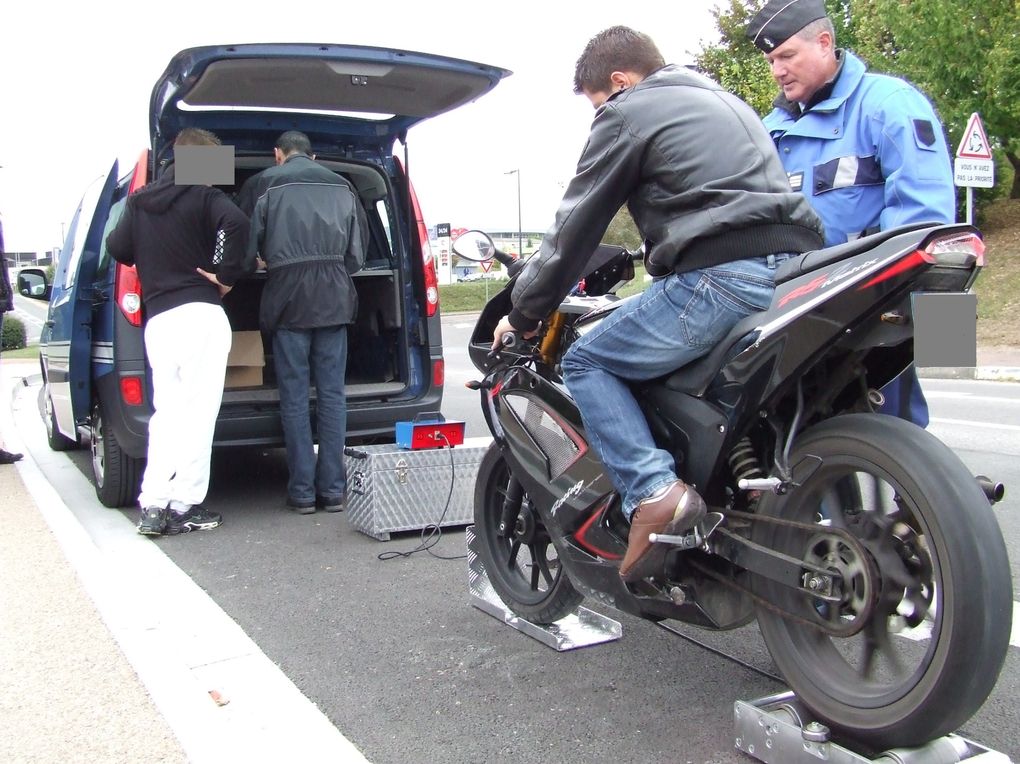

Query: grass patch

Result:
[438,281,510,313]
[2,343,40,360]
[974,199,1020,347]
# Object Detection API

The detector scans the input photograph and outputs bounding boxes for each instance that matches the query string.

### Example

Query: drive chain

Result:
[688,509,878,638]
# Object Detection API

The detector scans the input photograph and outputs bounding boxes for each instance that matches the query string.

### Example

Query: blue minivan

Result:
[18,43,509,507]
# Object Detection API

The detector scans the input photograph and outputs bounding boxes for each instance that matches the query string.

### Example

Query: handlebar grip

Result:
[487,331,519,360]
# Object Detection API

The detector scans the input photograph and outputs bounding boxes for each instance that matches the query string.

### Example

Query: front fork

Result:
[497,479,524,539]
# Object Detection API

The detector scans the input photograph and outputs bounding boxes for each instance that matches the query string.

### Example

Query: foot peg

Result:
[649,512,724,550]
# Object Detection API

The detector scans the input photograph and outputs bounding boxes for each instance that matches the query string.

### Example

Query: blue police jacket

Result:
[763,51,956,246]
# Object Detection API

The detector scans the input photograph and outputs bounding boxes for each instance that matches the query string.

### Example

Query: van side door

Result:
[43,161,119,439]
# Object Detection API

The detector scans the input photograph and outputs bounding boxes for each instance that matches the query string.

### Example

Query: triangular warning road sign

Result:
[956,113,992,159]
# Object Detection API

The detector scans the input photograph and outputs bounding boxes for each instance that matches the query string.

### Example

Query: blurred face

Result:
[765,30,836,104]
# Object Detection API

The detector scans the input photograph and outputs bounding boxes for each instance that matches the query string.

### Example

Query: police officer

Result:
[747,0,956,426]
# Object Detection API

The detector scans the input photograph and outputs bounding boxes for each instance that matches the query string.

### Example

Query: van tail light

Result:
[433,359,445,388]
[115,151,150,328]
[399,162,439,317]
[115,263,143,327]
[129,149,149,193]
[120,376,144,406]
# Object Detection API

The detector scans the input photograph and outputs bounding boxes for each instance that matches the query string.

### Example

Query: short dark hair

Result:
[275,130,312,157]
[573,26,665,95]
[174,127,221,147]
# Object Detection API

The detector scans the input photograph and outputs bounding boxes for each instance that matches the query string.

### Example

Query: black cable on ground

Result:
[377,432,467,562]
[656,621,785,684]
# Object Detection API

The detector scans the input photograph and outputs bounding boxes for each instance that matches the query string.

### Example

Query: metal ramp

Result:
[466,525,621,651]
[735,691,1011,763]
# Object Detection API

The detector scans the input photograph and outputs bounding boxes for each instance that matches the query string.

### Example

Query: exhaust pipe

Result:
[975,475,1005,505]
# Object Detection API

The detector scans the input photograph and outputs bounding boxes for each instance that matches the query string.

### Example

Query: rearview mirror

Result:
[17,268,50,301]
[452,230,496,263]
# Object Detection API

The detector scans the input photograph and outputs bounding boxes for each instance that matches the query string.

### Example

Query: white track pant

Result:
[138,302,231,510]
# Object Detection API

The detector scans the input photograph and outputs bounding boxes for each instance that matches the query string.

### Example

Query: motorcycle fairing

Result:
[491,363,754,627]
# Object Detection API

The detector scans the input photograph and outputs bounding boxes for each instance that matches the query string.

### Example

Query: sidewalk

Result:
[0,361,185,762]
[0,360,367,763]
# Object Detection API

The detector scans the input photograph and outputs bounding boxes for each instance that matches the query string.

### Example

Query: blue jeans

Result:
[273,326,348,503]
[561,256,786,519]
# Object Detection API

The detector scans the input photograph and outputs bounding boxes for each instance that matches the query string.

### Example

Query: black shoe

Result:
[316,495,346,513]
[165,505,222,535]
[138,505,169,536]
[0,449,24,464]
[287,497,316,515]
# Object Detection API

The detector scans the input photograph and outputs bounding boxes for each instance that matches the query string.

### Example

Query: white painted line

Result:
[1013,606,1020,649]
[929,417,1020,433]
[925,391,1020,404]
[4,372,369,764]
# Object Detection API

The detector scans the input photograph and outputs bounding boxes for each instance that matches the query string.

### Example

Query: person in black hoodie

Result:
[107,128,251,536]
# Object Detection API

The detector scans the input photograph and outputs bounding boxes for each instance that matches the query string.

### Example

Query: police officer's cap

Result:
[746,0,829,53]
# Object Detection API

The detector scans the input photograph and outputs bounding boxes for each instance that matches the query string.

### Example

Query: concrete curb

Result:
[1,361,369,764]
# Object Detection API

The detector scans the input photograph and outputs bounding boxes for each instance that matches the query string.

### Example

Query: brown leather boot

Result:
[619,480,707,582]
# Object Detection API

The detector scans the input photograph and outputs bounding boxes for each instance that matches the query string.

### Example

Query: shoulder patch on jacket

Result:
[913,119,936,147]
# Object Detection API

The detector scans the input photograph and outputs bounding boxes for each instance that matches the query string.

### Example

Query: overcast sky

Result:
[0,0,723,253]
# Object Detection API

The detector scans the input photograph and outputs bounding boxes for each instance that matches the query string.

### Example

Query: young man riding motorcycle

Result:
[491,25,824,581]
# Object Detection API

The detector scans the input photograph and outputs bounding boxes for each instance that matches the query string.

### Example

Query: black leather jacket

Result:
[509,65,823,332]
[249,155,366,331]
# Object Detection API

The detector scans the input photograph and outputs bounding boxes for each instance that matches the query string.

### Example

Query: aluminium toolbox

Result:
[344,436,493,540]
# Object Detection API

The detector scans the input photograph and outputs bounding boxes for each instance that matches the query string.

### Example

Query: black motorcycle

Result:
[457,226,1011,750]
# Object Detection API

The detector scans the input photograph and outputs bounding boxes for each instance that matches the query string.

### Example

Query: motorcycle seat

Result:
[774,222,936,285]
[660,311,765,396]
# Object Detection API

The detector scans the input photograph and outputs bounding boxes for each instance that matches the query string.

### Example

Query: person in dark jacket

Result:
[107,127,251,536]
[0,215,24,464]
[246,131,366,513]
[491,26,824,582]
[747,0,953,427]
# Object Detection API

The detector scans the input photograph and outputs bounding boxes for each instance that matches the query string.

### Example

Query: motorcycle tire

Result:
[473,443,584,624]
[752,413,1011,749]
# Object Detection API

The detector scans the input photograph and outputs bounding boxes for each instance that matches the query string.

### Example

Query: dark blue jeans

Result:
[561,256,787,519]
[273,326,348,503]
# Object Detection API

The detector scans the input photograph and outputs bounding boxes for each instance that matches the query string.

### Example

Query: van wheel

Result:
[41,380,78,451]
[90,401,142,508]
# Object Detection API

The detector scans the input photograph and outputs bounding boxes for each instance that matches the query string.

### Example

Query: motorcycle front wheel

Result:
[752,413,1011,749]
[473,443,584,624]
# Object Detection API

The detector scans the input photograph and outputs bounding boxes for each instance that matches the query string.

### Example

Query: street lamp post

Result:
[505,169,522,257]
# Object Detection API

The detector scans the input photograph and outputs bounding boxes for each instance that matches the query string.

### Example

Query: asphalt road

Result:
[46,314,1020,762]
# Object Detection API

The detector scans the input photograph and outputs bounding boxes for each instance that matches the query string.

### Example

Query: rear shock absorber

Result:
[728,436,764,486]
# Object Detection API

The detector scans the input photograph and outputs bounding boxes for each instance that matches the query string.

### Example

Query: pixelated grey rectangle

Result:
[175,145,235,186]
[914,292,977,368]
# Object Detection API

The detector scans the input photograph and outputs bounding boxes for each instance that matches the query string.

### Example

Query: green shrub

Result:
[1,315,27,351]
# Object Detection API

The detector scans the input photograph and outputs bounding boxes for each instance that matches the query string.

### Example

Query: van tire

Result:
[41,376,78,452]
[90,401,142,508]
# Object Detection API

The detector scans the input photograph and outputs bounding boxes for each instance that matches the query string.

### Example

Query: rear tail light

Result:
[116,149,150,327]
[859,231,985,291]
[919,231,985,266]
[116,263,143,327]
[433,359,445,388]
[128,149,149,193]
[398,159,439,317]
[120,376,144,406]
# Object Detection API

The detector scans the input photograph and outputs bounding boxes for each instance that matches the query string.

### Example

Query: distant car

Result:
[18,43,509,507]
[458,272,485,282]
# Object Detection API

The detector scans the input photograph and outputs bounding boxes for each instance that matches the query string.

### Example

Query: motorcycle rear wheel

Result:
[473,443,584,624]
[753,414,1011,748]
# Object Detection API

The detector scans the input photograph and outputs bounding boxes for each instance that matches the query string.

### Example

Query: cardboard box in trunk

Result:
[225,331,265,388]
